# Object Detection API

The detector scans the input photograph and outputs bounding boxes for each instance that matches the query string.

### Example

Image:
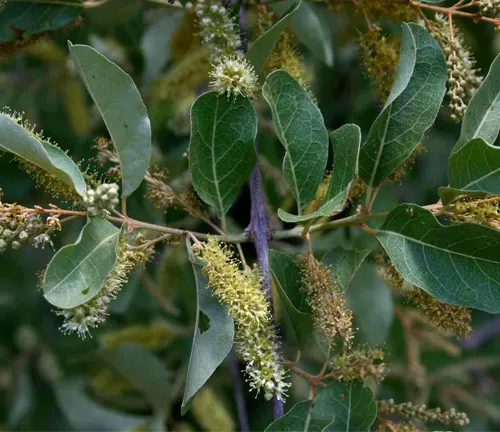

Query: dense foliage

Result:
[1,0,500,431]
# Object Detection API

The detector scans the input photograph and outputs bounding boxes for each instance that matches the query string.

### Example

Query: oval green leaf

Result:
[359,23,447,188]
[182,250,234,413]
[454,53,500,153]
[68,42,152,197]
[0,113,86,196]
[246,0,301,74]
[263,70,329,212]
[449,137,500,195]
[322,246,370,292]
[189,92,257,215]
[278,124,360,222]
[43,218,121,309]
[377,204,500,313]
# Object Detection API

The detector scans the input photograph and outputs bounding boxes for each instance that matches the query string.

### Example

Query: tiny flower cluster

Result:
[299,252,354,348]
[378,399,470,427]
[479,0,500,17]
[428,15,482,122]
[0,202,57,253]
[82,183,120,217]
[407,286,472,337]
[332,348,386,382]
[56,236,146,338]
[190,0,241,61]
[451,196,500,229]
[209,56,258,98]
[194,237,290,402]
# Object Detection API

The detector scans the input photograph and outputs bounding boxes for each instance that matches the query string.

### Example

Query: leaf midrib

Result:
[210,97,224,215]
[46,232,119,294]
[377,229,500,264]
[368,104,393,189]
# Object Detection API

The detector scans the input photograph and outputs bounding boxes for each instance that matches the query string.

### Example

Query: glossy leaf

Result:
[55,379,147,431]
[279,124,360,222]
[377,204,500,313]
[102,344,170,416]
[0,4,79,42]
[68,42,152,197]
[182,251,234,413]
[346,263,393,346]
[321,383,377,432]
[359,23,447,188]
[449,138,500,195]
[189,92,257,215]
[263,70,329,211]
[322,246,370,291]
[272,0,334,67]
[269,249,314,350]
[265,383,376,432]
[454,53,500,152]
[0,113,86,196]
[246,0,301,74]
[43,218,121,309]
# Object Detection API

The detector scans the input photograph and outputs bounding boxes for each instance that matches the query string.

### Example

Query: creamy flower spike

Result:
[194,237,290,402]
[209,56,258,98]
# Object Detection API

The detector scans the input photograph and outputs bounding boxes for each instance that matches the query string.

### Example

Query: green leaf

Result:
[263,70,329,211]
[102,344,170,417]
[43,218,121,309]
[68,42,152,197]
[322,246,370,291]
[346,263,393,346]
[449,138,500,195]
[358,23,447,188]
[55,379,147,431]
[272,0,334,67]
[376,204,500,313]
[438,186,488,206]
[189,92,257,215]
[182,251,234,413]
[454,53,500,153]
[264,383,377,432]
[269,249,314,350]
[0,113,86,196]
[246,0,301,74]
[140,12,183,85]
[320,383,377,432]
[278,124,360,222]
[0,4,79,42]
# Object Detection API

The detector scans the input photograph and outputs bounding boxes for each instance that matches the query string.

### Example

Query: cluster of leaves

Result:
[2,0,500,431]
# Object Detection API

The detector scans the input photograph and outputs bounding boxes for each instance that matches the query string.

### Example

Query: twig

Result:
[230,352,250,432]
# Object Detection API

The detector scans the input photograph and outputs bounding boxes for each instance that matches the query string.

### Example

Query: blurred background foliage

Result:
[1,1,500,430]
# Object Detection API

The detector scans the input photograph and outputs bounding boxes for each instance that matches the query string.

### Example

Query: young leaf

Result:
[322,246,370,291]
[449,138,500,195]
[263,70,329,212]
[55,379,147,431]
[0,4,79,42]
[358,23,447,189]
[438,186,488,206]
[102,344,171,417]
[246,0,301,74]
[189,92,257,215]
[377,204,500,313]
[43,218,121,309]
[320,383,377,432]
[454,53,500,153]
[269,249,314,350]
[278,124,360,222]
[264,383,377,432]
[68,42,152,197]
[0,113,86,196]
[182,252,234,413]
[272,0,334,67]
